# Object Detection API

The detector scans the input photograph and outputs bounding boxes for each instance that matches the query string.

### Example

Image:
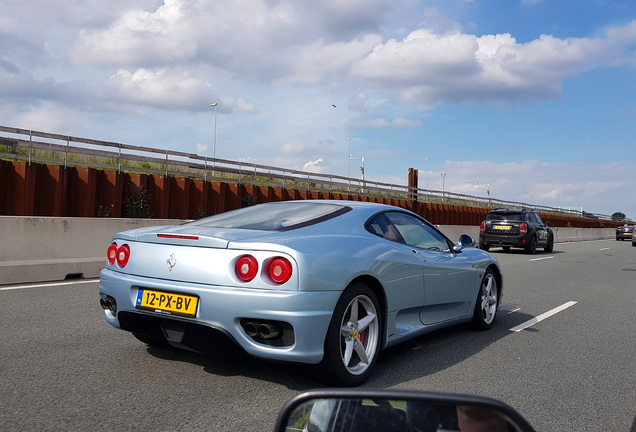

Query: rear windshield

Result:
[187,202,350,231]
[487,212,523,222]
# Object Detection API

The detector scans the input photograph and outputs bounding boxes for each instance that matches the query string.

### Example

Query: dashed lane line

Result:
[0,279,99,291]
[529,256,554,262]
[509,301,578,332]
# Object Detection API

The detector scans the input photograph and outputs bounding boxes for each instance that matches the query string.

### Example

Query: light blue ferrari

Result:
[99,201,502,386]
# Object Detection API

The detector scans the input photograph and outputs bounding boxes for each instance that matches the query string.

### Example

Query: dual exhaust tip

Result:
[100,296,117,314]
[243,321,281,339]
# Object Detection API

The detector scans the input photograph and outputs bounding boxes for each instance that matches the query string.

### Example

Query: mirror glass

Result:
[282,397,523,432]
[458,234,475,248]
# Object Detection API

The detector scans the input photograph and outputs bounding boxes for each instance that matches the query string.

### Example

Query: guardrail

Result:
[0,125,628,223]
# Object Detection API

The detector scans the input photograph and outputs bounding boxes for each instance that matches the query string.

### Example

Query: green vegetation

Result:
[612,211,626,221]
[123,185,153,218]
[95,204,114,217]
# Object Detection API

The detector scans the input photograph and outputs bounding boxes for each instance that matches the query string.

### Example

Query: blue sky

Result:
[1,0,635,218]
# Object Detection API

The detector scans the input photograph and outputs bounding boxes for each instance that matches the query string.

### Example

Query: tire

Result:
[632,242,636,247]
[525,235,537,254]
[472,269,498,330]
[544,235,554,253]
[621,238,624,241]
[479,243,490,251]
[133,333,171,348]
[616,238,620,241]
[312,283,381,387]
[501,246,510,251]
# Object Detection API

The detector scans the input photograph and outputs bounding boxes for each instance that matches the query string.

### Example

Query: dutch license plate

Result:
[626,232,632,235]
[136,289,198,317]
[494,225,511,230]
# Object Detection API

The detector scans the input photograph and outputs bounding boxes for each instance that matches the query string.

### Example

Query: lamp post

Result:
[513,179,516,204]
[477,170,480,196]
[209,103,218,176]
[345,138,352,191]
[441,173,446,202]
[424,157,429,192]
[350,154,365,192]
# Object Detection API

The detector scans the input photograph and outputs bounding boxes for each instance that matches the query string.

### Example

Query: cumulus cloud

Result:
[303,158,323,173]
[196,143,208,154]
[350,117,422,128]
[347,93,369,112]
[351,21,636,105]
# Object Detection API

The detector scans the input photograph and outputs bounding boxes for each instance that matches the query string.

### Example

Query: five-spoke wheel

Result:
[472,270,498,330]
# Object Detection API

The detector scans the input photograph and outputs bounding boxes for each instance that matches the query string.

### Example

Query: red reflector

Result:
[236,255,258,282]
[157,234,199,240]
[116,244,130,267]
[107,243,117,265]
[268,257,293,284]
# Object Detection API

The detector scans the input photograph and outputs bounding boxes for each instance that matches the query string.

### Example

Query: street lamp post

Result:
[441,173,446,202]
[424,157,429,192]
[345,138,351,191]
[209,103,218,176]
[512,179,516,204]
[350,154,365,193]
[477,170,480,196]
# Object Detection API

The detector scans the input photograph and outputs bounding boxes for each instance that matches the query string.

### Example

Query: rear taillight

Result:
[480,221,485,231]
[520,223,527,233]
[116,244,130,267]
[236,255,258,282]
[267,257,293,284]
[107,243,118,265]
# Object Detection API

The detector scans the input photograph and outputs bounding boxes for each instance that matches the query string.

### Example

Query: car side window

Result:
[534,213,544,224]
[384,212,450,252]
[365,214,405,244]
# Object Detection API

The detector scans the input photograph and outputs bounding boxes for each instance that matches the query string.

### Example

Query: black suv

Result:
[479,209,553,254]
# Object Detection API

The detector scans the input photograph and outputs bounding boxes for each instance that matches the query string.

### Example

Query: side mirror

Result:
[544,221,550,226]
[453,234,476,252]
[274,389,536,432]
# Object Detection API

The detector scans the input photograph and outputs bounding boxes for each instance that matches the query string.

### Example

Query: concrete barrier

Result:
[1,216,183,285]
[2,217,616,285]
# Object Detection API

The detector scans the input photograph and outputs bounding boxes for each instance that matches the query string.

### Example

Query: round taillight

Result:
[107,243,118,265]
[268,257,293,284]
[116,244,130,267]
[236,255,258,282]
[520,223,527,233]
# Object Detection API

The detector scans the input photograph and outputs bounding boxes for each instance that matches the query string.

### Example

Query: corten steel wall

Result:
[0,160,623,229]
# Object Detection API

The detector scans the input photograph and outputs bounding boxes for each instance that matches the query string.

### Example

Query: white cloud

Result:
[347,93,369,112]
[351,21,636,105]
[350,117,422,128]
[303,158,323,173]
[196,143,208,154]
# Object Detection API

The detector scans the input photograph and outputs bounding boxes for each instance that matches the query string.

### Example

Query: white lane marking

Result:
[529,256,554,262]
[507,307,521,314]
[509,301,578,332]
[0,279,99,291]
[557,239,613,245]
[599,247,610,251]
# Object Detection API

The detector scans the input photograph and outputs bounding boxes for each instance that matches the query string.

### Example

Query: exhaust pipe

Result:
[100,296,117,314]
[100,298,109,310]
[243,322,258,337]
[257,323,281,339]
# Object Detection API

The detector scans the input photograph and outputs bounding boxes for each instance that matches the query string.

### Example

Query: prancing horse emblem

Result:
[167,254,176,271]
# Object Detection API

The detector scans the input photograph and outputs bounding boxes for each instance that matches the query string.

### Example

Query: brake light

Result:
[116,244,130,267]
[520,223,527,233]
[236,255,258,282]
[107,243,118,265]
[268,257,293,284]
[480,222,485,231]
[157,234,199,240]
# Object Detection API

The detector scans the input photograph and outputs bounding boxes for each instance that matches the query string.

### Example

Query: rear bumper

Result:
[479,232,530,248]
[616,233,633,240]
[99,268,341,364]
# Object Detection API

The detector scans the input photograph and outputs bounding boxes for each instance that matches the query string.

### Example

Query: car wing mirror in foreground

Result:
[274,389,536,432]
[544,221,551,226]
[453,234,476,252]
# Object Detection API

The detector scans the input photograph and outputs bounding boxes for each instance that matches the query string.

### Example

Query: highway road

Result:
[1,239,635,431]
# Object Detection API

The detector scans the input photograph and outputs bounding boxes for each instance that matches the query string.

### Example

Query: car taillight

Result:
[236,255,258,282]
[107,243,118,265]
[267,257,293,284]
[520,223,527,233]
[116,244,130,267]
[480,222,485,231]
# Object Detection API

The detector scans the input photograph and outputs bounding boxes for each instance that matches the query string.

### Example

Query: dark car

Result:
[616,225,635,241]
[479,208,553,254]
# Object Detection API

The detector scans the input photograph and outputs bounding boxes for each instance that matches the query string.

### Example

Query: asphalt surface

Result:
[1,239,635,431]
